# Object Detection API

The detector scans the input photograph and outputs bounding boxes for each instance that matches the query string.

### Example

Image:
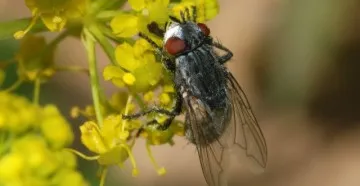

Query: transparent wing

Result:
[186,98,230,186]
[226,72,267,169]
[184,72,267,186]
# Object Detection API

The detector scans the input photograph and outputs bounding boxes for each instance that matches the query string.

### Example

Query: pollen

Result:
[119,131,130,140]
[160,93,171,106]
[157,167,167,176]
[123,73,136,85]
[144,91,154,103]
[13,31,26,40]
[52,16,63,23]
[132,168,139,177]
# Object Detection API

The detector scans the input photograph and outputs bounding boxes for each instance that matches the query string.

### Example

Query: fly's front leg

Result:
[139,33,175,72]
[213,41,233,64]
[156,94,182,130]
[123,93,182,131]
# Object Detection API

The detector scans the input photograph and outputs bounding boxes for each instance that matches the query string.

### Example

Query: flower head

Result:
[111,0,169,38]
[14,0,87,39]
[15,34,55,81]
[0,92,87,186]
[104,39,163,93]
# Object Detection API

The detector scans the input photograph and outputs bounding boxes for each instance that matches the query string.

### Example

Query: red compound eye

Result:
[197,23,210,36]
[165,37,187,55]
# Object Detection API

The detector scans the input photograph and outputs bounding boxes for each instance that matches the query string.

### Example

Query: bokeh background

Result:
[1,0,360,185]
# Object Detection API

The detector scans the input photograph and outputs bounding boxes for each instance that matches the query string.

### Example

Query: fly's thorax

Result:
[173,45,229,109]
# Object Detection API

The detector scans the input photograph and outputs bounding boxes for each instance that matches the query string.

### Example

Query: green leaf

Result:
[0,18,47,40]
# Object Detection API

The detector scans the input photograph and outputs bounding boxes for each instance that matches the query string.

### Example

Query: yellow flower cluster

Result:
[104,38,163,93]
[14,0,87,39]
[0,92,87,186]
[71,90,184,181]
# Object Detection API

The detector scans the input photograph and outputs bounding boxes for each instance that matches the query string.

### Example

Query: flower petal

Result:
[111,13,139,38]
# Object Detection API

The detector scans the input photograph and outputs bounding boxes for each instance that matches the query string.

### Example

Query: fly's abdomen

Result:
[183,95,232,145]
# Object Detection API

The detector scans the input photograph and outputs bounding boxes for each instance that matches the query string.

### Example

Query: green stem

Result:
[2,79,23,92]
[133,93,146,110]
[99,166,108,186]
[82,28,104,127]
[0,132,12,157]
[96,10,132,21]
[88,24,116,65]
[48,30,69,49]
[91,0,127,14]
[0,17,46,40]
[33,78,41,105]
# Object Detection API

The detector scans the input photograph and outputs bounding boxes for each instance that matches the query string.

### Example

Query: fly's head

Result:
[163,21,212,57]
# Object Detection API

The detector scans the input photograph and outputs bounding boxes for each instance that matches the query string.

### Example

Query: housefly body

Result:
[123,6,267,186]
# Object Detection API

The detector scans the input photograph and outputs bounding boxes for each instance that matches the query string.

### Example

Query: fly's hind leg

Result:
[123,93,182,130]
[213,41,233,64]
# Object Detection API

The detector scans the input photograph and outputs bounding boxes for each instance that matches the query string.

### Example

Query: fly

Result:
[123,6,267,186]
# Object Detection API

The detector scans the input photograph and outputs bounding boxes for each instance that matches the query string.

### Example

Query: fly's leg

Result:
[145,115,175,131]
[147,22,165,37]
[184,7,191,21]
[213,41,234,64]
[139,32,162,51]
[191,6,197,22]
[138,33,175,72]
[123,93,182,131]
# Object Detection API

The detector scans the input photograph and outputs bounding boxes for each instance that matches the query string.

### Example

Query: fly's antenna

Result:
[191,6,197,22]
[185,7,191,21]
[180,10,186,23]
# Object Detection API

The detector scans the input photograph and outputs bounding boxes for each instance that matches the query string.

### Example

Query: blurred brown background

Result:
[1,0,360,185]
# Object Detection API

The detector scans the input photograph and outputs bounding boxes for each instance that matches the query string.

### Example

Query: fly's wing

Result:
[185,72,267,186]
[186,98,230,186]
[226,72,267,169]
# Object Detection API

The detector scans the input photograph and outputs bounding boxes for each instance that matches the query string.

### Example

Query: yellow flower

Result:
[128,0,146,11]
[147,0,170,24]
[123,72,136,85]
[0,153,24,181]
[105,40,163,93]
[111,0,170,38]
[76,114,139,178]
[160,93,171,106]
[14,0,87,39]
[57,170,87,186]
[12,135,59,177]
[142,125,174,145]
[115,42,141,71]
[40,105,74,150]
[172,0,219,22]
[108,91,129,112]
[0,92,86,186]
[80,121,108,154]
[111,13,140,38]
[143,91,154,103]
[15,34,55,81]
[0,92,38,133]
